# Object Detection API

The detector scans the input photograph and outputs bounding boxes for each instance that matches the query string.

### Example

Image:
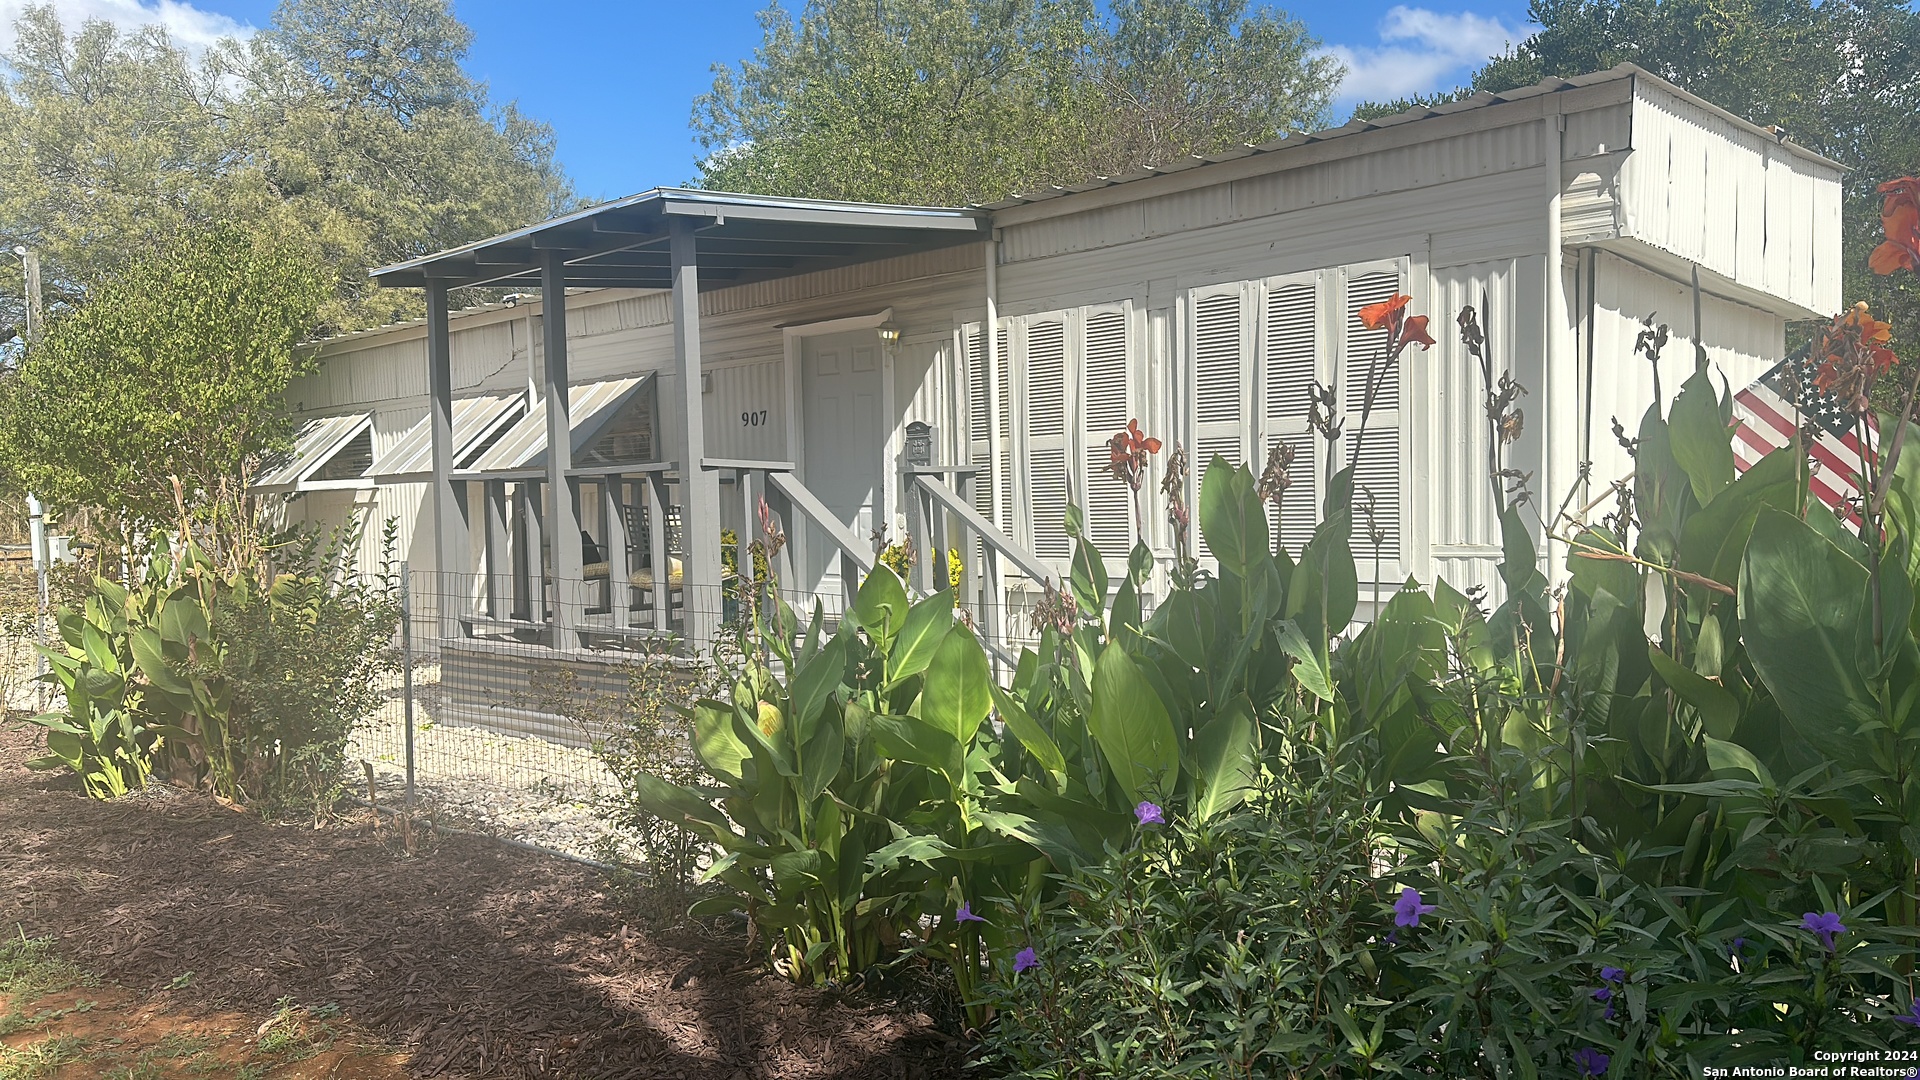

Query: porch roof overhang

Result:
[370,391,526,482]
[457,375,654,479]
[369,188,989,291]
[253,411,374,494]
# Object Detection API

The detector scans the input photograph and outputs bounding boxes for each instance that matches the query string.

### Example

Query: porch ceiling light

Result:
[876,321,902,345]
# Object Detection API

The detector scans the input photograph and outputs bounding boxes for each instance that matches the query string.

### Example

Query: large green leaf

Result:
[797,713,844,805]
[887,591,954,685]
[853,566,910,646]
[628,770,734,837]
[1274,620,1334,702]
[1287,467,1357,638]
[990,684,1065,777]
[1088,647,1178,803]
[1198,456,1267,581]
[1069,536,1109,617]
[693,699,750,784]
[866,713,962,776]
[127,626,190,697]
[1647,646,1738,740]
[1739,509,1878,757]
[786,628,848,744]
[1668,369,1736,506]
[920,628,991,745]
[1192,695,1256,821]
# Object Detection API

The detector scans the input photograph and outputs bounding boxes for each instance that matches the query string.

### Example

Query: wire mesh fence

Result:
[345,565,1060,864]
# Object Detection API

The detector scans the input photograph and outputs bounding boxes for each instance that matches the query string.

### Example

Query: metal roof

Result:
[255,412,373,492]
[462,376,652,476]
[975,64,1845,211]
[370,392,526,481]
[370,188,988,291]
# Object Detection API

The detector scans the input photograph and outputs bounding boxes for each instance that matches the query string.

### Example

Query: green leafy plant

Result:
[26,525,396,810]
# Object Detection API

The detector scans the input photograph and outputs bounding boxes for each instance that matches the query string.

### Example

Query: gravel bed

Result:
[345,674,648,864]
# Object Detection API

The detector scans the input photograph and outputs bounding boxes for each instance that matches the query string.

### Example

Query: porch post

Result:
[671,216,723,648]
[426,279,467,637]
[541,251,586,647]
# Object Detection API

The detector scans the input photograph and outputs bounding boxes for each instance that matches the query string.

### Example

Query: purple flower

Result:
[1383,931,1399,946]
[1604,1003,1616,1021]
[1592,987,1612,1003]
[1574,1047,1610,1076]
[1134,801,1164,826]
[1896,1000,1920,1028]
[1013,946,1039,974]
[1599,966,1624,984]
[956,902,985,925]
[1801,911,1846,952]
[1730,936,1747,952]
[1393,887,1435,928]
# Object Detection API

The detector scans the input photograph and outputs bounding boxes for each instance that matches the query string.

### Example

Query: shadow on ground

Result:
[0,722,965,1080]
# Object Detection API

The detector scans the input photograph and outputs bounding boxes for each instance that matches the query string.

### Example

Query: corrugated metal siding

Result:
[1419,258,1524,579]
[1622,82,1842,315]
[701,245,981,317]
[704,360,787,461]
[1004,123,1547,266]
[1004,166,1542,316]
[1584,250,1785,496]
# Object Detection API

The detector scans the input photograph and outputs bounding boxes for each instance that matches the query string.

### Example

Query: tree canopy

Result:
[1463,0,1920,340]
[0,222,330,540]
[0,0,574,339]
[693,0,1342,206]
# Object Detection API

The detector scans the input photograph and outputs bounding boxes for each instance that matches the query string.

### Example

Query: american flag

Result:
[1730,344,1878,522]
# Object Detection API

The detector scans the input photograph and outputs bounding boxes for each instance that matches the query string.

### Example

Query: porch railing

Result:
[904,466,1055,667]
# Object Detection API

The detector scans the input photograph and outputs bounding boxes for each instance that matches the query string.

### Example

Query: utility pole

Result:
[13,245,48,696]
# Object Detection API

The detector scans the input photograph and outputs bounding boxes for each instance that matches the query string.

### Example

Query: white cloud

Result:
[1323,6,1529,105]
[0,0,253,59]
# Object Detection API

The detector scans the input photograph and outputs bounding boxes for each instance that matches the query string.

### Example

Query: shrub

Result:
[521,638,729,912]
[977,728,1392,1076]
[26,527,396,811]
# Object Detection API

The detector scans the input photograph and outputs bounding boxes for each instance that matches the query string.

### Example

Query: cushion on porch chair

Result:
[629,558,685,591]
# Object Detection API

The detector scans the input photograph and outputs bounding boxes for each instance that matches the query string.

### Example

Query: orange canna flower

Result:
[1871,200,1919,276]
[1872,176,1920,277]
[1357,294,1412,331]
[1401,314,1436,350]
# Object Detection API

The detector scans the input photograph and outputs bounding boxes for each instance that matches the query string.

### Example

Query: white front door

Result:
[801,331,885,603]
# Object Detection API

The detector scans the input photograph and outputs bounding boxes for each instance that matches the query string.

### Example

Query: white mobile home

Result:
[276,64,1841,671]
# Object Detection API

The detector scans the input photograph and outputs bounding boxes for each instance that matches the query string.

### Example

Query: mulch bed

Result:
[0,721,968,1079]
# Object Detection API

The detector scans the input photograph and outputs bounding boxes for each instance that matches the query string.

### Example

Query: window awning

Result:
[253,413,374,493]
[460,375,655,478]
[369,392,526,482]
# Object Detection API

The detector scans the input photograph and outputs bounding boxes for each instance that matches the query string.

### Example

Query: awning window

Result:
[462,375,657,477]
[254,413,375,493]
[370,392,526,482]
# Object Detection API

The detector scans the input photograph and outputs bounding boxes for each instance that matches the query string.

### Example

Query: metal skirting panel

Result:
[436,638,697,748]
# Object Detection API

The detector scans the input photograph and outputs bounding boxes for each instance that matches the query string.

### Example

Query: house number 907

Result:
[741,410,769,427]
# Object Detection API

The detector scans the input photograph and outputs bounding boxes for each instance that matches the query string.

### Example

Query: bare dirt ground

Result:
[0,721,966,1080]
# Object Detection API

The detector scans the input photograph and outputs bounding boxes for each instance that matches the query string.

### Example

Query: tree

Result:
[1465,0,1920,343]
[692,0,1340,206]
[0,0,574,339]
[0,222,330,546]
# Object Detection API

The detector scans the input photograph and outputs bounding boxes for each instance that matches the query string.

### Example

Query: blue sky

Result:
[1,0,1536,202]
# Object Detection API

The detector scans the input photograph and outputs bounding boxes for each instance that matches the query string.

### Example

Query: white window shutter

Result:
[1024,317,1073,562]
[1191,286,1252,562]
[1260,276,1321,558]
[1340,265,1406,581]
[1080,307,1133,558]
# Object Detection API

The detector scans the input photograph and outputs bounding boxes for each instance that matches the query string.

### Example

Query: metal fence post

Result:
[400,561,416,810]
